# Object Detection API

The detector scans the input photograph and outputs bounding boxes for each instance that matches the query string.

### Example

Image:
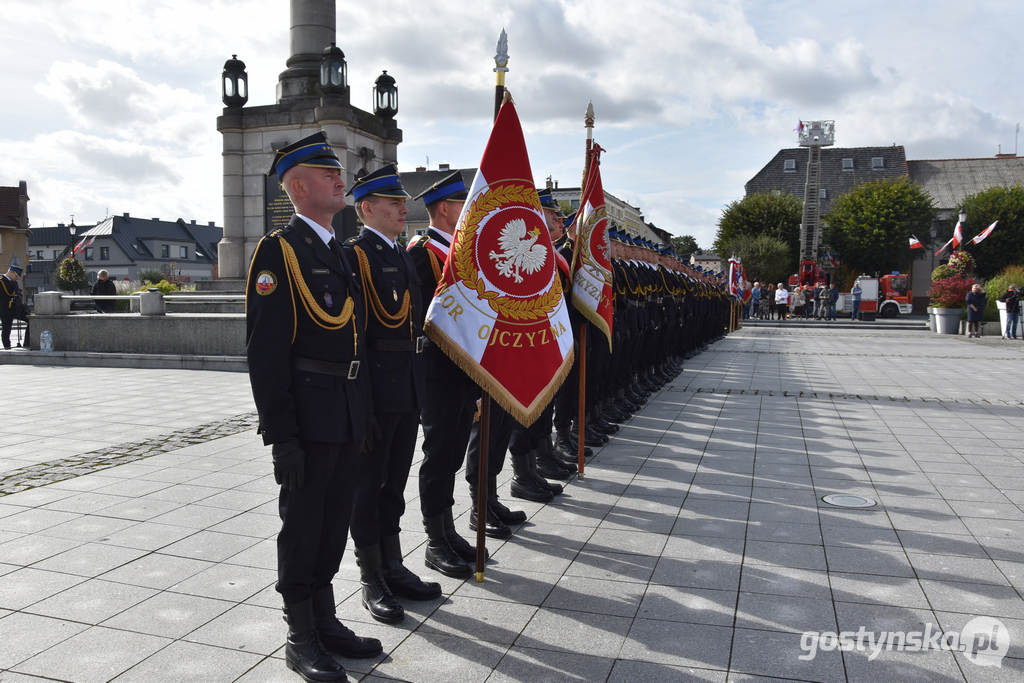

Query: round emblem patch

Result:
[255,270,278,296]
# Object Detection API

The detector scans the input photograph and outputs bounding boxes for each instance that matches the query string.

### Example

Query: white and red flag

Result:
[909,236,924,249]
[935,237,954,256]
[423,97,574,426]
[951,219,964,249]
[571,143,614,349]
[71,237,87,255]
[970,220,998,245]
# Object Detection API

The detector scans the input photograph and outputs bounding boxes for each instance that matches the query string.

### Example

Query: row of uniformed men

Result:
[245,132,728,682]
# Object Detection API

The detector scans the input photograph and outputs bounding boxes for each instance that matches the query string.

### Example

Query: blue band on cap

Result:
[421,179,467,206]
[276,142,341,178]
[352,175,403,201]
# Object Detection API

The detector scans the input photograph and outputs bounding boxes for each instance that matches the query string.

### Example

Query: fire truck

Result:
[854,273,912,319]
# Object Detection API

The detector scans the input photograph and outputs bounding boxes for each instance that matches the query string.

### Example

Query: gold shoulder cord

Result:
[0,278,13,298]
[278,238,357,354]
[353,245,413,336]
[427,250,443,284]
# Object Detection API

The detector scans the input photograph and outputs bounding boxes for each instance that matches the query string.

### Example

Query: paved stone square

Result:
[1,326,1023,681]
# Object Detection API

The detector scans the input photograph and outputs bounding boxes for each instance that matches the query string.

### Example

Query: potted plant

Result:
[928,273,975,334]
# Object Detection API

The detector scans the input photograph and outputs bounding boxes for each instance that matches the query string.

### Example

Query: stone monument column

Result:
[278,0,336,102]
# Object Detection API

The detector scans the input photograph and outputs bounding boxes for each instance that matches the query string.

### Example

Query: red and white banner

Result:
[728,256,743,297]
[423,98,574,426]
[909,236,923,249]
[951,220,964,249]
[970,220,998,245]
[571,144,614,349]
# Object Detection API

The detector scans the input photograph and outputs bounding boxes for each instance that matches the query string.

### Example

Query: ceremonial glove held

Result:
[271,439,305,491]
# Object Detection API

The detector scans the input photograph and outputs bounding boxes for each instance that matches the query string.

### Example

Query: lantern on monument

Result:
[221,55,248,108]
[373,70,397,119]
[319,42,347,94]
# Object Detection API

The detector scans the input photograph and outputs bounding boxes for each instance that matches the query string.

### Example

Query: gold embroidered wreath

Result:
[453,183,563,321]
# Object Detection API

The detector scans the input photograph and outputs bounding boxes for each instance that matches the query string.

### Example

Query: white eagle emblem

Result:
[489,218,547,283]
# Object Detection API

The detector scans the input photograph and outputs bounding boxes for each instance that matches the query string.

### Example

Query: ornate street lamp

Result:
[319,42,347,94]
[221,54,248,108]
[373,70,397,119]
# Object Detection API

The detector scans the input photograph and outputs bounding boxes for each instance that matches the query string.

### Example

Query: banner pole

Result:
[475,28,509,583]
[577,322,587,475]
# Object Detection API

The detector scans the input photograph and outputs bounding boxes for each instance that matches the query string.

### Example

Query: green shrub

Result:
[983,265,1024,321]
[931,264,956,281]
[132,279,179,295]
[56,257,88,291]
[137,269,165,284]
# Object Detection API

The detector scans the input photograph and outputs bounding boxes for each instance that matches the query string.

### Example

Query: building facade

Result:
[0,181,30,274]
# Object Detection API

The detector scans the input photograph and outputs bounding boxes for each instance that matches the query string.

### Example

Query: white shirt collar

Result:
[363,225,397,249]
[296,213,335,246]
[427,226,452,245]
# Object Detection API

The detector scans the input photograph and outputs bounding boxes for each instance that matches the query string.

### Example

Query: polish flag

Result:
[423,96,574,426]
[909,236,923,249]
[935,236,954,256]
[951,220,964,249]
[970,220,998,245]
[72,237,87,254]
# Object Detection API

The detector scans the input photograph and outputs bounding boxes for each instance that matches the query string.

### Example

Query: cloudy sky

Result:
[1,0,1020,248]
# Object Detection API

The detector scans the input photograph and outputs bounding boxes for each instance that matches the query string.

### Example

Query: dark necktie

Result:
[328,237,345,261]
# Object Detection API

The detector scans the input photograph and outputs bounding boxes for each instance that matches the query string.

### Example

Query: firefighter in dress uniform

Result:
[343,166,440,625]
[246,132,379,683]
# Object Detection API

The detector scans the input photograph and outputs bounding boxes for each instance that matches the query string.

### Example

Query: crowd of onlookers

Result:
[746,281,843,321]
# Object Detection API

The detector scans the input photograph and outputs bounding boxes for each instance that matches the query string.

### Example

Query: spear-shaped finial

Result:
[585,100,595,129]
[494,29,509,74]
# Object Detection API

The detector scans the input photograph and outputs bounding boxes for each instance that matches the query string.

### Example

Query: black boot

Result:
[381,535,442,600]
[533,440,572,484]
[555,427,592,460]
[355,545,404,624]
[443,508,488,562]
[423,514,472,579]
[311,586,383,659]
[510,451,555,502]
[469,499,512,539]
[283,598,349,681]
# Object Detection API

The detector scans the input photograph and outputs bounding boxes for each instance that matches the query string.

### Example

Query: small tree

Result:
[670,234,699,260]
[714,192,802,267]
[720,234,792,286]
[56,257,87,292]
[958,185,1024,279]
[825,177,934,275]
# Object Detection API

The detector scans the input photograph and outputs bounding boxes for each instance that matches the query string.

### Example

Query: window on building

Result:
[783,159,797,172]
[871,157,884,170]
[35,250,43,259]
[52,249,61,259]
[100,247,109,260]
[180,246,188,258]
[161,244,170,258]
[819,188,827,199]
[841,158,854,170]
[85,247,94,261]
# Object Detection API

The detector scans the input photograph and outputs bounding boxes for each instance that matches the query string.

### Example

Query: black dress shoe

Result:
[469,505,512,539]
[383,563,442,600]
[360,573,404,624]
[286,630,349,682]
[442,510,489,562]
[423,513,472,578]
[489,498,527,525]
[317,617,384,659]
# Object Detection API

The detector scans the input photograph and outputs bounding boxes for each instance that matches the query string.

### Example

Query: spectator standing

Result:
[828,284,839,321]
[998,285,1021,339]
[91,270,117,313]
[814,283,827,319]
[803,285,814,318]
[790,285,804,318]
[750,282,761,319]
[774,282,789,320]
[965,283,986,338]
[850,281,863,320]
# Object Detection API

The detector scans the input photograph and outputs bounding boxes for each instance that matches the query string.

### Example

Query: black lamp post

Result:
[67,220,77,258]
[319,42,347,96]
[222,54,248,108]
[373,70,398,120]
[958,209,967,252]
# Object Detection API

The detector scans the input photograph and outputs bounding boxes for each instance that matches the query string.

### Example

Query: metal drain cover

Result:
[822,494,876,508]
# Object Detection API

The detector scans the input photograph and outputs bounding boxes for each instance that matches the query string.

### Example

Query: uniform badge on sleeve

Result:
[255,270,278,295]
[323,292,333,308]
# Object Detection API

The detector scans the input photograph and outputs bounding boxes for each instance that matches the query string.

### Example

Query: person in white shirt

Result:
[774,282,790,320]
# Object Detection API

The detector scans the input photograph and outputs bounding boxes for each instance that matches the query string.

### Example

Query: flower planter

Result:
[933,307,963,335]
[997,300,1007,338]
[926,306,937,332]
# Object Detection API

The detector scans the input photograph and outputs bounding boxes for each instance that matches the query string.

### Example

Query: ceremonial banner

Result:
[424,98,574,426]
[728,256,743,297]
[571,145,614,349]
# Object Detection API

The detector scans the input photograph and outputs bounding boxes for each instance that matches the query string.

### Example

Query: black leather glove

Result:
[362,416,382,455]
[271,439,305,491]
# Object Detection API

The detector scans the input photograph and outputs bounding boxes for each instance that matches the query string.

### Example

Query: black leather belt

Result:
[371,336,427,354]
[293,356,361,380]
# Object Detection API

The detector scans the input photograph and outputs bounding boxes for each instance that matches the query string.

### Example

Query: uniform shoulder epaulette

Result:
[268,228,285,238]
[343,235,360,246]
[408,233,429,248]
